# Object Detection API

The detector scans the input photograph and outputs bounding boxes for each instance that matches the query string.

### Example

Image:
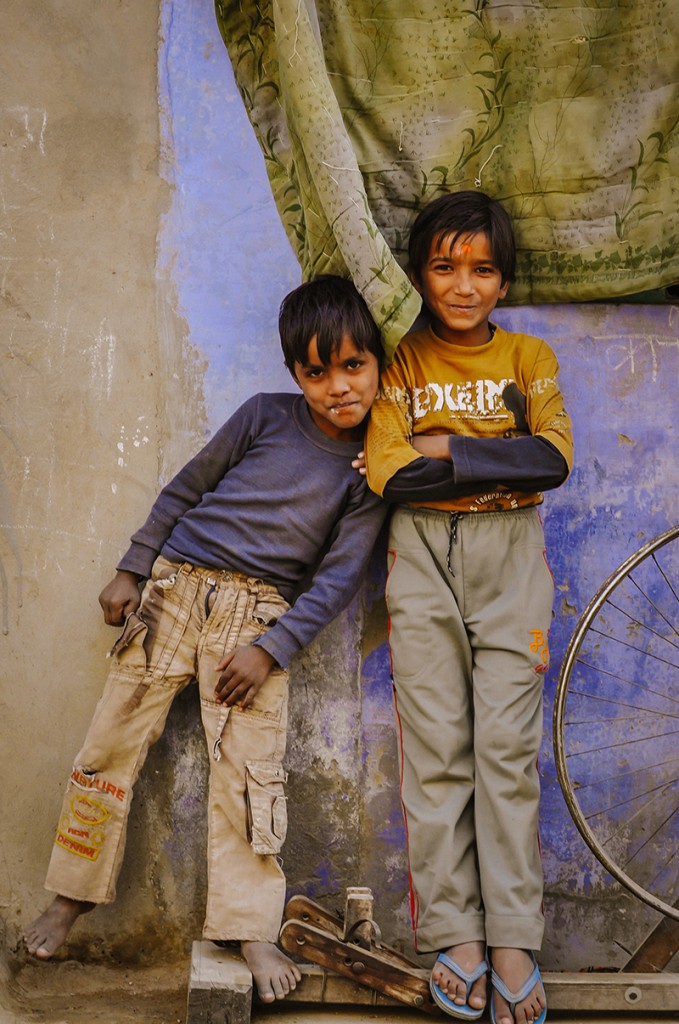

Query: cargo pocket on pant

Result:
[245,760,288,855]
[250,593,290,634]
[108,612,148,672]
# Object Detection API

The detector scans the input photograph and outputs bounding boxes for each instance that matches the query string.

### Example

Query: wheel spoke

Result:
[586,626,679,672]
[553,525,679,921]
[571,659,679,710]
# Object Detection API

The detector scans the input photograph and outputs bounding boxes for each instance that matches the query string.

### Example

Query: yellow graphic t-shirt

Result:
[365,324,573,513]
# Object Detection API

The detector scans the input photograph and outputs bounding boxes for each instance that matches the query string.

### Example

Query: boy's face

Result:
[291,334,380,442]
[412,230,509,347]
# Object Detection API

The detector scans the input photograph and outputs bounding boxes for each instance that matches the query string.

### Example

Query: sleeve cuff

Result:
[448,436,474,483]
[252,626,301,670]
[116,544,156,580]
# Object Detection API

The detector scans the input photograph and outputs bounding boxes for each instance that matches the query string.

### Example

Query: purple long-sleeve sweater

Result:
[117,393,387,668]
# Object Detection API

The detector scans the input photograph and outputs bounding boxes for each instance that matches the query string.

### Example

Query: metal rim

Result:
[553,524,679,921]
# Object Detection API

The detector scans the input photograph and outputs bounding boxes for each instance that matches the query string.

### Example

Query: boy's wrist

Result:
[116,568,145,584]
[251,639,279,668]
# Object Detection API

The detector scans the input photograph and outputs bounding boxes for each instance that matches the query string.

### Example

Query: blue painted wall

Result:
[158,0,677,969]
[159,0,299,435]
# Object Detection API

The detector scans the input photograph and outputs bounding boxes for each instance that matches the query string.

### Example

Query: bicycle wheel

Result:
[553,525,679,920]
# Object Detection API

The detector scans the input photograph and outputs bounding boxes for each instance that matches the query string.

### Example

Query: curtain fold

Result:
[216,0,679,357]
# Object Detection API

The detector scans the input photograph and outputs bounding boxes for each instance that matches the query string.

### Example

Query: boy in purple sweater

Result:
[24,276,386,1003]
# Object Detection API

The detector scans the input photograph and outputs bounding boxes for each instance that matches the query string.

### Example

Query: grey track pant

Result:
[386,505,553,952]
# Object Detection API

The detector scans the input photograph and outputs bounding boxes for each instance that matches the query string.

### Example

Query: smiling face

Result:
[413,230,509,347]
[292,333,380,441]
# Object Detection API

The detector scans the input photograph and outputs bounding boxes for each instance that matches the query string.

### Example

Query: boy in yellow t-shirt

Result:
[364,191,573,1024]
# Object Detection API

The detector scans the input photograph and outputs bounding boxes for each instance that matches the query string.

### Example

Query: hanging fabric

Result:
[216,0,679,357]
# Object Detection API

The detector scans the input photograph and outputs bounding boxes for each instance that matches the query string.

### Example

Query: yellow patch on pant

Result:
[529,629,549,670]
[71,794,110,826]
[55,830,102,861]
[56,799,108,860]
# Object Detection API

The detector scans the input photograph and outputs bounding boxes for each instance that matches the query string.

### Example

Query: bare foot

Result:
[490,948,545,1024]
[240,940,302,1003]
[24,896,94,959]
[431,939,487,1011]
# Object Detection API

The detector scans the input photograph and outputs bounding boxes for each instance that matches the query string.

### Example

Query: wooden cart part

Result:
[622,903,679,973]
[282,893,428,969]
[279,919,437,1013]
[281,890,437,1012]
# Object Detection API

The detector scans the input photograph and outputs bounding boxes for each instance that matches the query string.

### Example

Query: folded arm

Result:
[383,434,568,503]
[365,341,573,503]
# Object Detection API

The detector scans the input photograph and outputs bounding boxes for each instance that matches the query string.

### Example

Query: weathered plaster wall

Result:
[0,0,205,966]
[2,0,677,987]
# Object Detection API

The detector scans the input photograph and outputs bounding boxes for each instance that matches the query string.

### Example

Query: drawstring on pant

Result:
[447,513,462,576]
[205,578,217,618]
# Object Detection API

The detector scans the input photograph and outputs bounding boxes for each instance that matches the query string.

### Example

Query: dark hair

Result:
[279,275,383,370]
[408,190,516,285]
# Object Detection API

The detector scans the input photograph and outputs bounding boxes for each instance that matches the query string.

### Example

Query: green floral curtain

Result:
[215,0,679,358]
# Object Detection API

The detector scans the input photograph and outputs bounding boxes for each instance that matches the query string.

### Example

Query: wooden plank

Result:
[186,942,253,1024]
[287,965,407,1006]
[287,968,679,1014]
[623,907,679,972]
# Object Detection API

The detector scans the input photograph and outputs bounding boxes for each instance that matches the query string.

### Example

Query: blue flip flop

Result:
[490,952,547,1024]
[429,951,488,1019]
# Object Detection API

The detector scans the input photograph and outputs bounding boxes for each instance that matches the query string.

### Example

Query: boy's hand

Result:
[214,645,276,708]
[351,450,367,475]
[411,434,451,461]
[99,570,143,626]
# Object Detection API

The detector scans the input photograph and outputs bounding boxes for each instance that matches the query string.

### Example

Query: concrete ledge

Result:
[545,972,679,1013]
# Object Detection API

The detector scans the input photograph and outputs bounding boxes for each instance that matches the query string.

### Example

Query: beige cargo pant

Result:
[45,556,291,942]
[386,506,553,953]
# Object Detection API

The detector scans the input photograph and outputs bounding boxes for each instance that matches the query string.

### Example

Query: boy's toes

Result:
[492,991,513,1024]
[493,984,545,1024]
[272,963,301,1000]
[468,974,487,1009]
[268,975,292,1000]
[434,966,465,1004]
[451,980,467,1005]
[240,940,301,1003]
[431,944,488,1014]
[270,977,287,1001]
[258,982,276,1003]
[518,988,545,1024]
